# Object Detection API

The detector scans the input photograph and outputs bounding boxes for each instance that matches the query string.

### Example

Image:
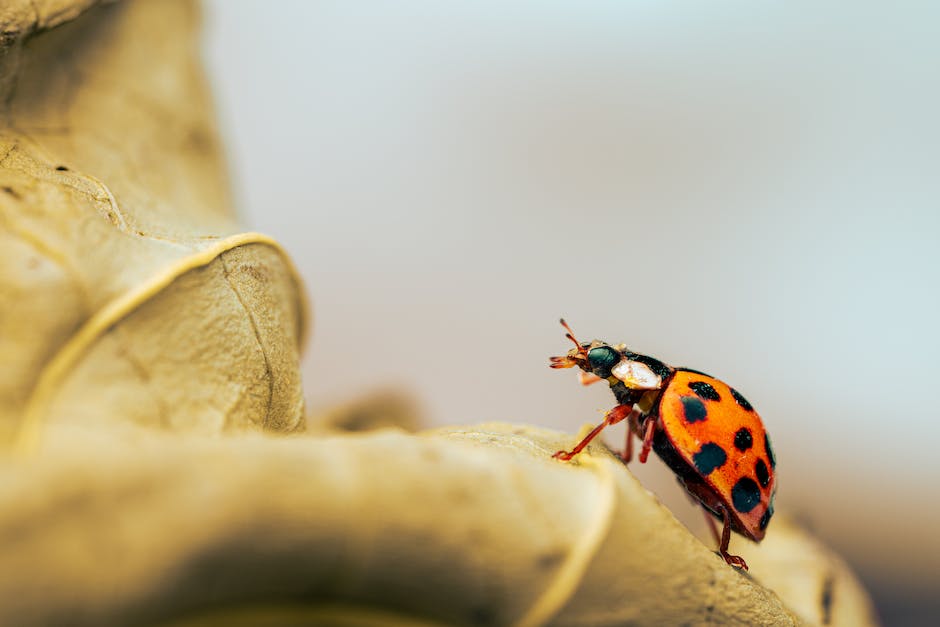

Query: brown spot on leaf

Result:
[821,573,835,624]
[536,548,567,569]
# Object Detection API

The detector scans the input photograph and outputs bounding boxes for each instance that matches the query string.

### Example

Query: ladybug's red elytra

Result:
[550,319,776,570]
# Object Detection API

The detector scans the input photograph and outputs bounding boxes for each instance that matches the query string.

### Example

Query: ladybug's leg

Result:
[578,371,604,386]
[716,504,748,571]
[622,427,634,464]
[702,510,721,548]
[553,404,633,461]
[638,417,657,464]
[620,407,642,463]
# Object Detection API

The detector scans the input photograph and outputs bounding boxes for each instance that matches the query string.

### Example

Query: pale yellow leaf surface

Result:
[0,422,876,626]
[0,0,308,447]
[0,2,880,626]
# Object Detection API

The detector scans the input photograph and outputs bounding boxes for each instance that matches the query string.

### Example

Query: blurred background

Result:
[202,2,939,624]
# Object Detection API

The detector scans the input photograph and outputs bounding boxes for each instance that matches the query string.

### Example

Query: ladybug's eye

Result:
[587,346,620,370]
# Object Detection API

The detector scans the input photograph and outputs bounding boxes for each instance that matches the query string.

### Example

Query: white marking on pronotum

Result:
[611,359,662,390]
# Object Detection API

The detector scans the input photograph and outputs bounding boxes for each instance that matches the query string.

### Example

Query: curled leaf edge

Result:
[12,232,309,456]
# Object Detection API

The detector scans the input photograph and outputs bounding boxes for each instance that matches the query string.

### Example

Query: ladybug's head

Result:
[549,319,663,390]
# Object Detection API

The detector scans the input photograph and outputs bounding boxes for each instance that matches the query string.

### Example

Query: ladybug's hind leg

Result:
[702,509,722,548]
[715,504,748,571]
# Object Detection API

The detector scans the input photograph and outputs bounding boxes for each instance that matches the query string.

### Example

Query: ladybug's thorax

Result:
[622,351,674,381]
[609,380,646,408]
[608,362,676,410]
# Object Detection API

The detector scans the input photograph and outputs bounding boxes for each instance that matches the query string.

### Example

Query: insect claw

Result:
[721,553,749,570]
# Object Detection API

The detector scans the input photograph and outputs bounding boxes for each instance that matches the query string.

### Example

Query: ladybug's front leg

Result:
[578,371,604,386]
[553,404,634,461]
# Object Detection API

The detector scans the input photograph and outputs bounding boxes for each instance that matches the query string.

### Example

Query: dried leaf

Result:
[0,423,877,626]
[0,3,879,626]
[308,389,424,434]
[0,0,308,448]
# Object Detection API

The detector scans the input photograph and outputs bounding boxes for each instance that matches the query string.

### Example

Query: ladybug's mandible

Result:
[550,319,777,570]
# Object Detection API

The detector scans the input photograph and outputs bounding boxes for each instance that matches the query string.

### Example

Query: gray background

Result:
[203,3,939,623]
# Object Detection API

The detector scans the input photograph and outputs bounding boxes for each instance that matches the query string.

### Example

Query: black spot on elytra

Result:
[755,459,771,488]
[730,387,753,411]
[734,427,753,451]
[1,186,20,199]
[689,380,720,401]
[681,396,708,423]
[759,502,774,531]
[765,433,776,469]
[731,477,761,514]
[55,165,68,171]
[693,442,727,475]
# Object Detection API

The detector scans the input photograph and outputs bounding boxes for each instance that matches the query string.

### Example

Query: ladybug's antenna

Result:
[559,318,589,359]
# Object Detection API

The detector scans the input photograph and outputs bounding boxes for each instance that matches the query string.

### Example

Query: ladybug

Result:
[550,319,776,570]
